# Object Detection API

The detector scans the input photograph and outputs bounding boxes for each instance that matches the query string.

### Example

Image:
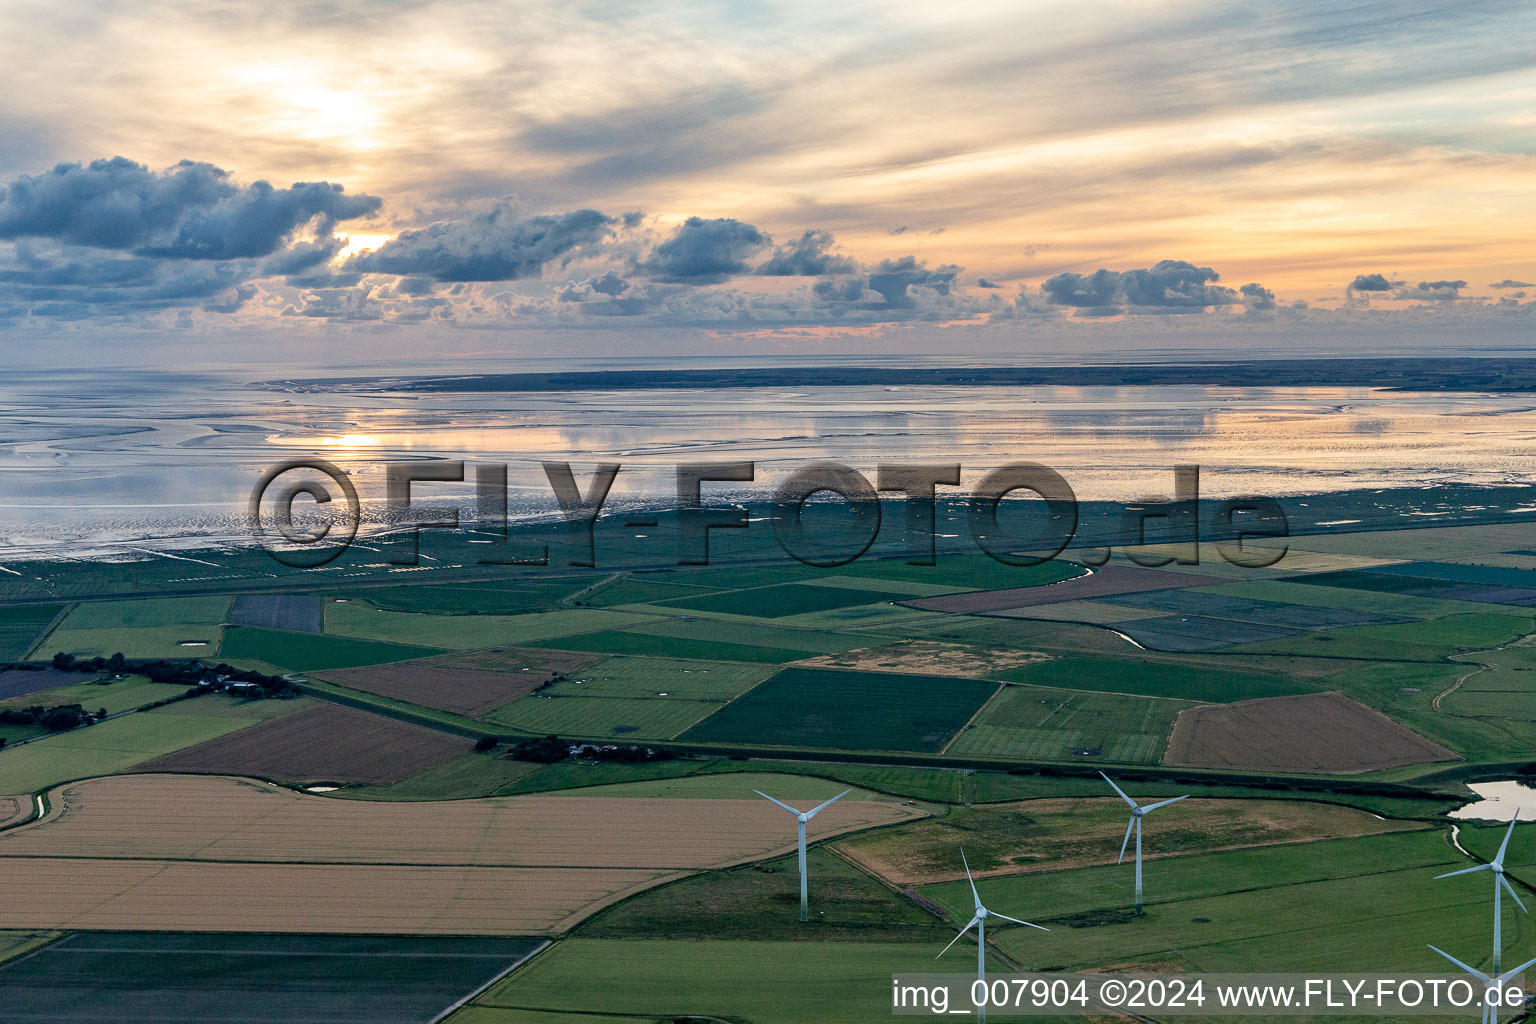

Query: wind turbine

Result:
[937,850,1048,1024]
[1428,944,1536,1024]
[1100,771,1188,914]
[754,788,851,922]
[1437,811,1528,975]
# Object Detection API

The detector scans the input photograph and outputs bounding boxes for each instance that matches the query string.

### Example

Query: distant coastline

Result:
[267,358,1536,394]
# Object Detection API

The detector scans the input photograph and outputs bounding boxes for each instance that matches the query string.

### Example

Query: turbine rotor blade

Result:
[1118,816,1135,864]
[1495,809,1520,866]
[805,788,853,819]
[753,790,803,816]
[1436,864,1492,880]
[961,849,981,910]
[1099,771,1138,809]
[937,917,980,959]
[1428,945,1492,985]
[1500,875,1529,914]
[1141,795,1189,814]
[1499,952,1536,981]
[989,911,1049,932]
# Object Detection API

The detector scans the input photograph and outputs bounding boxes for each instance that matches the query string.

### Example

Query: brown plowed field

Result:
[0,774,922,934]
[137,703,469,784]
[903,565,1200,614]
[792,640,1048,678]
[313,663,551,716]
[1163,691,1459,774]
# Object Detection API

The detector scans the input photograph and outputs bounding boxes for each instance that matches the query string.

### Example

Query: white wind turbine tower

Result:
[1100,772,1188,914]
[754,788,851,922]
[1428,943,1536,1024]
[937,850,1048,1024]
[1437,811,1528,976]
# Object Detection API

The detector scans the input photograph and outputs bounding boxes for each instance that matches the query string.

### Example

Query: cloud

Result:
[756,229,858,276]
[1239,282,1277,311]
[1348,272,1400,292]
[1118,260,1235,309]
[1391,279,1468,301]
[864,256,959,308]
[0,157,379,259]
[1041,268,1121,309]
[1491,279,1534,289]
[637,216,769,284]
[347,203,614,282]
[976,277,1002,288]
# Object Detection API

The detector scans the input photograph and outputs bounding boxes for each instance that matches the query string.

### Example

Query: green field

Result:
[658,581,903,618]
[473,939,957,1024]
[680,667,998,752]
[533,628,816,663]
[1226,612,1532,662]
[944,682,1193,762]
[219,626,443,671]
[537,655,773,701]
[38,624,225,660]
[625,617,882,653]
[483,691,728,739]
[0,696,303,793]
[57,596,232,629]
[582,847,948,941]
[324,601,656,648]
[333,578,584,614]
[0,675,190,716]
[0,607,62,660]
[1004,656,1315,702]
[332,750,546,800]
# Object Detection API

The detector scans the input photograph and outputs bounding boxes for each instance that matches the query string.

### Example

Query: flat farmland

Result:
[1101,587,1413,628]
[944,682,1194,763]
[679,667,998,752]
[229,593,323,632]
[56,595,231,629]
[1,675,189,716]
[0,667,99,701]
[481,691,727,739]
[324,601,657,649]
[312,663,552,716]
[838,796,1420,885]
[0,773,923,933]
[470,938,950,1024]
[1164,691,1459,773]
[0,933,543,1024]
[38,624,224,659]
[139,703,470,784]
[421,646,606,675]
[0,607,60,660]
[539,656,772,700]
[1002,656,1315,702]
[624,617,877,654]
[658,582,898,618]
[790,639,1047,678]
[338,577,583,614]
[218,626,444,671]
[0,795,29,829]
[0,698,306,794]
[903,564,1198,613]
[535,628,814,663]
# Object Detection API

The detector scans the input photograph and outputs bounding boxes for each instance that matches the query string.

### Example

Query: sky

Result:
[1,0,1534,361]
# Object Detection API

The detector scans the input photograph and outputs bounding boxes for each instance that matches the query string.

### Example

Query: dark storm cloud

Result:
[1348,272,1400,292]
[636,216,769,284]
[755,230,858,276]
[0,157,379,258]
[347,204,615,282]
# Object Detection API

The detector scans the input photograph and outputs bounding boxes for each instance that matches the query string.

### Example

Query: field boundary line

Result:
[938,681,1005,755]
[21,603,73,661]
[431,938,552,1024]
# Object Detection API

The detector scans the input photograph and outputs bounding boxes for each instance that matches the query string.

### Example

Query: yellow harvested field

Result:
[0,857,670,934]
[0,795,29,830]
[0,774,923,934]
